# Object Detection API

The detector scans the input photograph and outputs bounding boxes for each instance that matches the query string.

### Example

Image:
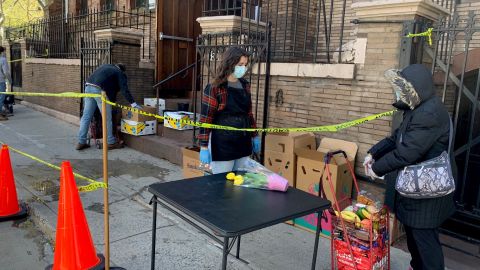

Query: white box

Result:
[163,111,199,130]
[144,98,166,115]
[121,119,157,136]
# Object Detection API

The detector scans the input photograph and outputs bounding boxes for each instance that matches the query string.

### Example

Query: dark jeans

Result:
[404,226,445,270]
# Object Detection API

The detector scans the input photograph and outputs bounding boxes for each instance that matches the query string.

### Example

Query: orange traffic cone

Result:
[46,161,105,270]
[0,145,28,222]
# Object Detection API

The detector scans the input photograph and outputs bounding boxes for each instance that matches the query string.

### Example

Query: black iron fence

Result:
[432,0,455,13]
[5,6,155,59]
[202,0,349,63]
[10,43,22,87]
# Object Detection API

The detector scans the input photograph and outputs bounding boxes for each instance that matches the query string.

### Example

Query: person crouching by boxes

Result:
[197,47,260,174]
[76,63,141,151]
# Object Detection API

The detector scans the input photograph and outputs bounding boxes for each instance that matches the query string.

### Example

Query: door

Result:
[156,0,202,97]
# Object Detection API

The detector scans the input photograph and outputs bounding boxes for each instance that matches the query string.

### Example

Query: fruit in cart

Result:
[361,208,372,219]
[343,205,354,212]
[233,175,244,185]
[226,172,236,181]
[340,210,361,225]
[366,205,379,214]
[356,208,366,220]
[360,219,372,230]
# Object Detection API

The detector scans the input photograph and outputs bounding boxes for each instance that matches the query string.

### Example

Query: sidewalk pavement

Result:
[0,105,412,270]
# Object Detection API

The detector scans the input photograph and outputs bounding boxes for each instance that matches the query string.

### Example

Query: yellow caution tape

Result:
[0,91,395,132]
[406,28,433,46]
[0,91,101,98]
[105,98,395,133]
[0,141,107,192]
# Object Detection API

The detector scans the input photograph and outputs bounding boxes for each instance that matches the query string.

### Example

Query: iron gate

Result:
[10,43,22,87]
[79,40,112,116]
[404,11,480,243]
[193,23,272,148]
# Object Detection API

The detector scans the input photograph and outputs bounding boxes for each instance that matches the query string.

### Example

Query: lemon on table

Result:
[226,172,236,181]
[233,175,244,185]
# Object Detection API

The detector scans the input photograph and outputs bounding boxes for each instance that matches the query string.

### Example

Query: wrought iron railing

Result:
[432,0,456,13]
[202,0,349,63]
[5,6,155,59]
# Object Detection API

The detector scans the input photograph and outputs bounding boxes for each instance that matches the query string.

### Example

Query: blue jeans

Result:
[0,82,6,109]
[78,85,116,145]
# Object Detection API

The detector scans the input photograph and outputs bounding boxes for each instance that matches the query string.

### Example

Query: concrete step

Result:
[123,133,194,165]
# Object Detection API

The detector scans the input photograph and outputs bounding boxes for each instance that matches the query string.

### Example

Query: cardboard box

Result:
[294,137,358,236]
[144,98,166,115]
[122,106,157,122]
[182,147,204,178]
[264,151,296,187]
[264,132,316,187]
[121,119,157,136]
[265,132,316,154]
[164,111,199,130]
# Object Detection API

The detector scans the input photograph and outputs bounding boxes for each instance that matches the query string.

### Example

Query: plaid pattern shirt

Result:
[197,80,257,147]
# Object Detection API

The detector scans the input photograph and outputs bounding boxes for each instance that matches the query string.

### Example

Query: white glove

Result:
[366,164,384,180]
[131,102,142,110]
[363,154,374,176]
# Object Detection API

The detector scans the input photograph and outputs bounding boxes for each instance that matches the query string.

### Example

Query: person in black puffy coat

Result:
[364,64,456,270]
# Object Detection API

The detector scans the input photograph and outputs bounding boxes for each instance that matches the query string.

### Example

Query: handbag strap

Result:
[447,117,453,154]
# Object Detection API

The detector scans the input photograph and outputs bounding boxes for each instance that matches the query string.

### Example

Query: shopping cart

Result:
[321,150,390,270]
[88,108,123,149]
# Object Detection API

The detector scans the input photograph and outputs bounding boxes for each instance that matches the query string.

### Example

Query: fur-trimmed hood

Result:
[384,64,435,110]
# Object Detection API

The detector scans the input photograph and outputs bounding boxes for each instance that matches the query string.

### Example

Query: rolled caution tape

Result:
[0,141,107,192]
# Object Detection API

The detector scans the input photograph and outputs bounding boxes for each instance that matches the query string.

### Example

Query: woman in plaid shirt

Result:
[198,47,261,174]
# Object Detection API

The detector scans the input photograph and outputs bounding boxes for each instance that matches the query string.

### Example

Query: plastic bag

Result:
[231,158,289,192]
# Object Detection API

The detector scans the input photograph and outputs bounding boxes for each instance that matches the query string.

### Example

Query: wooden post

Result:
[101,91,110,270]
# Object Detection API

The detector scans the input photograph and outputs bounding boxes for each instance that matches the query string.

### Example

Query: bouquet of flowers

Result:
[226,158,289,192]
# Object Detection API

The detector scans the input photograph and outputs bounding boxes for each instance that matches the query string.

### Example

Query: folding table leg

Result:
[311,210,322,270]
[222,237,230,270]
[151,196,158,270]
[236,235,241,259]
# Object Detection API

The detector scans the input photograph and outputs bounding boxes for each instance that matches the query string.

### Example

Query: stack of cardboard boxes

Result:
[120,105,158,136]
[264,132,317,187]
[294,138,358,236]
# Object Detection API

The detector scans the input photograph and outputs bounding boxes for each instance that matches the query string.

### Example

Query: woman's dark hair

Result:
[212,47,250,86]
[116,63,126,72]
[0,47,5,54]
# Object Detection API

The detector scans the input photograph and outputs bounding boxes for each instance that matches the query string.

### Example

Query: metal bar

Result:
[236,235,241,258]
[283,0,289,60]
[222,237,229,270]
[313,0,321,63]
[293,0,299,58]
[158,32,194,42]
[338,0,347,63]
[153,62,197,89]
[303,0,311,57]
[261,22,272,163]
[311,210,322,270]
[326,0,334,63]
[150,196,158,270]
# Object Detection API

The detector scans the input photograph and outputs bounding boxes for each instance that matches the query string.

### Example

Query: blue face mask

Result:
[233,65,247,79]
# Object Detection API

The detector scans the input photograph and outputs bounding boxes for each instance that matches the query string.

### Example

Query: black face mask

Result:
[392,100,411,110]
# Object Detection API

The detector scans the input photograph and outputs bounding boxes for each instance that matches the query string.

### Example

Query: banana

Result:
[361,208,372,220]
[340,210,361,224]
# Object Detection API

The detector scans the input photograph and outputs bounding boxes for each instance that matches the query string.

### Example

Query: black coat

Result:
[369,64,456,229]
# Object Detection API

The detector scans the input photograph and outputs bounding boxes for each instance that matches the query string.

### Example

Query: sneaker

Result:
[107,142,124,150]
[0,115,8,121]
[75,143,90,151]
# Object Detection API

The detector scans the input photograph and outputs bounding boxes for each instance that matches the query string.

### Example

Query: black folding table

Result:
[148,173,331,270]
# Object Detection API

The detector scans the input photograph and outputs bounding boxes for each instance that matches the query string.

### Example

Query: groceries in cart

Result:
[332,191,389,270]
[225,158,289,192]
